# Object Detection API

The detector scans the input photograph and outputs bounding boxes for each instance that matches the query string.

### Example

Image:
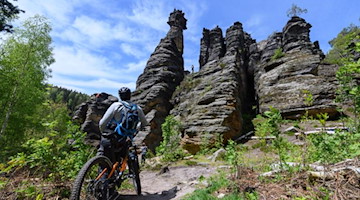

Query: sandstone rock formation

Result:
[131,9,187,150]
[72,14,340,154]
[251,16,338,119]
[170,22,256,153]
[72,92,118,143]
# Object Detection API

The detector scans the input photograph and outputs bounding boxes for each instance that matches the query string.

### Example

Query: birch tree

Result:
[0,15,54,140]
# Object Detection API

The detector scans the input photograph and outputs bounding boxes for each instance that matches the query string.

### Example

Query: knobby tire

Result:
[129,155,141,195]
[69,155,113,200]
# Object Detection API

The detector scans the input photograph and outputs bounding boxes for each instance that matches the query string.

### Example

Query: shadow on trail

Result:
[117,186,178,200]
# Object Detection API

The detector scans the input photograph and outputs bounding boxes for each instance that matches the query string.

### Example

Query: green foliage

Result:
[0,15,54,142]
[15,181,42,199]
[325,24,360,65]
[184,173,231,200]
[1,122,93,180]
[316,113,329,128]
[184,160,197,166]
[253,107,297,168]
[301,90,314,121]
[0,0,24,33]
[286,4,308,17]
[0,97,93,181]
[156,115,187,161]
[302,90,313,106]
[271,48,285,61]
[198,132,224,155]
[335,43,360,130]
[326,25,360,130]
[253,107,282,146]
[225,140,242,171]
[308,130,360,164]
[244,191,259,200]
[47,85,89,113]
[174,74,201,97]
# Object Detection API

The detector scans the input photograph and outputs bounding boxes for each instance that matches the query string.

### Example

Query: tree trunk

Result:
[0,86,17,137]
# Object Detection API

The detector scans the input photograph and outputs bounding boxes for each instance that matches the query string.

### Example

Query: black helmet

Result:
[118,87,131,100]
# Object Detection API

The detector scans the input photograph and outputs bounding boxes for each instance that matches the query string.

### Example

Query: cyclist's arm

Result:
[99,103,118,133]
[137,106,149,128]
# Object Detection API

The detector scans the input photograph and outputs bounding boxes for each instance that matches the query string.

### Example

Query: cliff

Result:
[73,13,340,154]
[170,22,256,153]
[131,9,187,150]
[251,16,338,119]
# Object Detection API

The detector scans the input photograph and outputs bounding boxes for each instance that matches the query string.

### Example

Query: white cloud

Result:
[120,43,147,58]
[72,16,112,46]
[15,0,78,29]
[50,74,136,95]
[125,60,147,72]
[128,0,169,32]
[11,0,207,95]
[51,46,123,79]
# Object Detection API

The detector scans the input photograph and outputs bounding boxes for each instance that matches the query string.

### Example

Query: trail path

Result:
[118,164,219,200]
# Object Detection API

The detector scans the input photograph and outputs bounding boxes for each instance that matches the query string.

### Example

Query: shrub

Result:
[156,115,187,161]
[308,130,360,164]
[271,48,285,61]
[1,122,93,181]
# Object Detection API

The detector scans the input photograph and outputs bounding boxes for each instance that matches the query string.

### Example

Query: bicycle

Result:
[69,134,141,200]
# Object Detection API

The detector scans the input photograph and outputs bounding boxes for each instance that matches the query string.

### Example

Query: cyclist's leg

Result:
[97,135,115,181]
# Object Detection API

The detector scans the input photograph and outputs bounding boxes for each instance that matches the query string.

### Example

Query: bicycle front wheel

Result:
[69,155,113,200]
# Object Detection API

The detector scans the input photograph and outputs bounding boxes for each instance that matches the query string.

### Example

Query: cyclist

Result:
[96,87,148,198]
[97,87,148,162]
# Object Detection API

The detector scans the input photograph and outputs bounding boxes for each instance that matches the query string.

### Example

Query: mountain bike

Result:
[69,135,141,200]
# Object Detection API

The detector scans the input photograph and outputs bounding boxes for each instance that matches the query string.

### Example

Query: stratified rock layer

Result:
[251,16,338,119]
[131,10,187,150]
[72,92,118,143]
[171,22,256,153]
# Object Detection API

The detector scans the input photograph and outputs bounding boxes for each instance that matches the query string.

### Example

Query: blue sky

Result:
[11,0,360,96]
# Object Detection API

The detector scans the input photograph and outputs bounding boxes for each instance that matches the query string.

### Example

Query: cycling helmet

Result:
[118,87,131,100]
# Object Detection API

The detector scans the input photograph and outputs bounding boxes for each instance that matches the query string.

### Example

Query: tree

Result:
[0,0,24,33]
[326,24,360,64]
[0,15,54,140]
[336,42,360,130]
[286,4,308,18]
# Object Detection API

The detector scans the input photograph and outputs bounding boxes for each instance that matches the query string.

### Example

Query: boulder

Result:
[72,92,118,143]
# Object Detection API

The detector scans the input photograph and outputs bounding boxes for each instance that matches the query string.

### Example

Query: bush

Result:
[308,130,360,164]
[271,48,285,61]
[1,122,93,181]
[156,115,187,161]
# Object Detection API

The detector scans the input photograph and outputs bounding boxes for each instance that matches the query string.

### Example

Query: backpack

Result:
[114,101,140,138]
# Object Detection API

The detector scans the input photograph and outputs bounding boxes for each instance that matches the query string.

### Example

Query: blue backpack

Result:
[114,101,140,138]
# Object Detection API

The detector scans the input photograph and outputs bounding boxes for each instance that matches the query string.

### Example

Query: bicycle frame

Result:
[95,141,136,186]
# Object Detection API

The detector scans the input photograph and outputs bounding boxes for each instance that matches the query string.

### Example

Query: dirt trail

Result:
[118,164,219,200]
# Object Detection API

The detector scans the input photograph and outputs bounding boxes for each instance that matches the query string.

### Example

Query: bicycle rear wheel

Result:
[128,154,141,195]
[69,155,113,200]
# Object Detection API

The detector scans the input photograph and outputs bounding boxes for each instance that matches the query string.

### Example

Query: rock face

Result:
[199,26,225,69]
[251,16,338,119]
[73,15,340,154]
[72,92,118,143]
[170,22,256,154]
[131,9,187,151]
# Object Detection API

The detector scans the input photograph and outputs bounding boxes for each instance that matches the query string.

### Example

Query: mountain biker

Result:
[97,87,148,165]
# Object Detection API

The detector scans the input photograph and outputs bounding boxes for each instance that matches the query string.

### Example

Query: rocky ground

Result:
[1,121,358,200]
[119,164,220,200]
